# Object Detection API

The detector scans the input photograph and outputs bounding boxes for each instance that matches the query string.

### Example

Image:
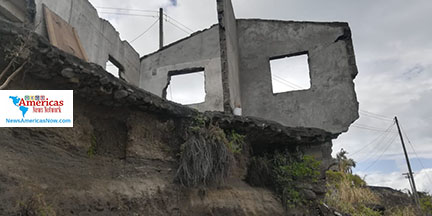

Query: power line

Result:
[273,74,304,89]
[98,12,158,18]
[357,127,397,164]
[130,18,160,43]
[164,14,194,32]
[166,19,192,34]
[96,6,195,33]
[362,133,398,172]
[400,125,432,188]
[351,124,395,133]
[352,123,395,132]
[96,6,158,13]
[272,77,299,90]
[360,112,394,122]
[360,110,393,120]
[350,122,395,156]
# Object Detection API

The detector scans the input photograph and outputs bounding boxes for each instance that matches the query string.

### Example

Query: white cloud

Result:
[357,168,432,194]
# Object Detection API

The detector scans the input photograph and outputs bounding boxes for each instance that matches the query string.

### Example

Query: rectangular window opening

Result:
[270,52,311,94]
[164,68,206,105]
[105,55,125,80]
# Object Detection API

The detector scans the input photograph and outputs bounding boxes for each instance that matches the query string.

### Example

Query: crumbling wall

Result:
[139,26,224,112]
[216,0,242,112]
[30,0,140,86]
[237,20,359,134]
[139,3,359,134]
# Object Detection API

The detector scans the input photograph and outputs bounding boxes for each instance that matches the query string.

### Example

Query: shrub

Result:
[420,192,432,214]
[272,152,321,208]
[225,130,245,154]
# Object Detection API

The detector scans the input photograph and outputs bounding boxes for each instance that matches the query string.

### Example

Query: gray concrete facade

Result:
[139,2,359,134]
[237,20,359,134]
[139,26,224,112]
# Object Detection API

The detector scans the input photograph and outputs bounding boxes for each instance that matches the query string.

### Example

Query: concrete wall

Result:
[216,0,241,112]
[31,0,140,86]
[139,26,224,112]
[237,19,359,134]
[0,0,33,23]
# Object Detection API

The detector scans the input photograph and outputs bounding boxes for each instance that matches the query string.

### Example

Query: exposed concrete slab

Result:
[237,19,359,134]
[30,0,141,86]
[140,26,224,112]
[217,0,242,112]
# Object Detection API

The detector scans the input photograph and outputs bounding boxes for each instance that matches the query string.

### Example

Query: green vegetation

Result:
[419,192,432,215]
[225,130,245,154]
[273,153,321,208]
[247,151,321,209]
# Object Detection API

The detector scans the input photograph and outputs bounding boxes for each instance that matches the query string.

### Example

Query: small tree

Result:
[336,148,356,174]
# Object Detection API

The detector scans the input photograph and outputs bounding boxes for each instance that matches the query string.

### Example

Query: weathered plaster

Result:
[29,0,140,86]
[217,0,242,112]
[237,19,359,134]
[140,25,224,112]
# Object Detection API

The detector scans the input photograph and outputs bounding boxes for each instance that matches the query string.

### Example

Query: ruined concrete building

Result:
[1,0,358,135]
[0,0,360,215]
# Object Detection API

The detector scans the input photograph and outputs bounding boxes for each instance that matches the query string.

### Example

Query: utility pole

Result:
[159,8,164,49]
[395,116,420,206]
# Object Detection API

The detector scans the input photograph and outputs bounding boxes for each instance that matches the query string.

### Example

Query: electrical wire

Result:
[356,122,397,164]
[130,18,160,43]
[272,77,299,90]
[351,124,395,133]
[164,14,194,32]
[352,123,395,132]
[166,19,192,34]
[349,122,395,157]
[96,6,195,34]
[357,128,397,164]
[360,112,394,122]
[98,12,158,18]
[360,110,393,120]
[273,74,304,89]
[95,6,159,13]
[400,125,432,187]
[361,133,399,172]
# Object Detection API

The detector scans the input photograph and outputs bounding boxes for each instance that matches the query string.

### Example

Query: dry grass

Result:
[325,172,381,216]
[385,206,419,216]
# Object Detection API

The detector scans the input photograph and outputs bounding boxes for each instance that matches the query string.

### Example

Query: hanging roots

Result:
[175,124,233,187]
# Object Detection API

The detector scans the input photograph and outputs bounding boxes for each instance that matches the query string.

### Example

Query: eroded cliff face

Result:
[0,20,336,216]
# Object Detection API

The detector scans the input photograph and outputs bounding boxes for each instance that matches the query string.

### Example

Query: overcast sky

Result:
[89,0,432,193]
